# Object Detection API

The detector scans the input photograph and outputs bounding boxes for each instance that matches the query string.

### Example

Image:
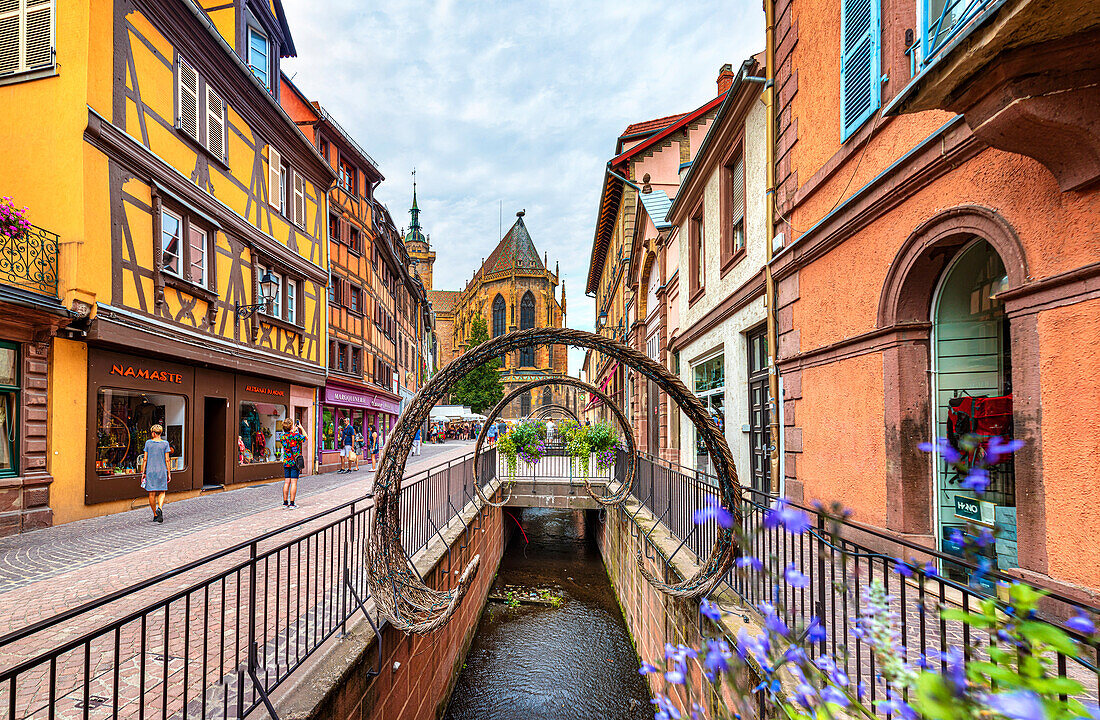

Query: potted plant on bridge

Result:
[563,421,620,477]
[498,421,547,480]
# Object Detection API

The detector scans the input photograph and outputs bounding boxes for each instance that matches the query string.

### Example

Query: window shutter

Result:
[23,0,50,69]
[176,57,199,140]
[267,146,281,209]
[731,154,745,225]
[205,85,226,160]
[293,171,305,226]
[840,0,880,140]
[0,4,18,76]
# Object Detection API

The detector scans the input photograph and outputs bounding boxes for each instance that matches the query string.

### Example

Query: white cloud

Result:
[280,0,764,374]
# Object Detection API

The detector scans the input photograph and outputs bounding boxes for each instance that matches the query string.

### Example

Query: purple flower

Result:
[975,527,996,548]
[784,564,810,589]
[652,694,682,720]
[962,467,991,494]
[703,639,731,678]
[985,690,1046,720]
[820,685,849,707]
[736,555,764,571]
[665,664,686,684]
[893,559,914,577]
[763,498,810,534]
[919,437,961,464]
[1067,612,1096,636]
[806,616,827,643]
[691,702,706,720]
[945,646,968,697]
[877,695,917,720]
[759,602,790,638]
[639,662,659,674]
[949,528,966,546]
[700,598,723,622]
[793,683,818,710]
[986,436,1025,465]
[693,502,734,529]
[924,561,939,578]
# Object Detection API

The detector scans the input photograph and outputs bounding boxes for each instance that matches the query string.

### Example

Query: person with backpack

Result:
[279,418,307,509]
[140,423,171,523]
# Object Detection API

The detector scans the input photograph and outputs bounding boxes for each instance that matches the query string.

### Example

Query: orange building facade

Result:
[773,0,1100,596]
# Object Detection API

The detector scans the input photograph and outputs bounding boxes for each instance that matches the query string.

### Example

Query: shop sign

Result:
[110,364,183,384]
[244,384,286,397]
[953,495,995,526]
[325,385,400,415]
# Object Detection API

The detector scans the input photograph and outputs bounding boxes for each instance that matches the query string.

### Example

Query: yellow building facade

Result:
[0,0,333,528]
[427,213,570,418]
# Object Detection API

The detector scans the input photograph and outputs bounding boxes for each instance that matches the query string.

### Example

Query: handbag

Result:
[295,454,305,471]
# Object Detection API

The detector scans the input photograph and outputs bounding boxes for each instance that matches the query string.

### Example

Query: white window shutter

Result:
[206,85,226,160]
[176,57,199,140]
[731,153,745,225]
[0,0,54,77]
[23,0,50,69]
[267,146,281,209]
[293,172,305,226]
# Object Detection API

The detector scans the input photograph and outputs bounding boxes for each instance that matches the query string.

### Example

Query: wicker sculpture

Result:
[526,402,580,424]
[470,376,637,508]
[367,328,740,634]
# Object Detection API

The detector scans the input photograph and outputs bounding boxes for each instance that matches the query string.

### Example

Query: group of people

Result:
[336,418,383,474]
[139,416,311,522]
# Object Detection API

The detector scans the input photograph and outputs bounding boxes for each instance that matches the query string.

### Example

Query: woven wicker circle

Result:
[367,328,740,634]
[471,376,636,508]
[526,402,580,424]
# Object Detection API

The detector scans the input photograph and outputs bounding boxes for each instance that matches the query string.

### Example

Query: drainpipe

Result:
[764,0,782,495]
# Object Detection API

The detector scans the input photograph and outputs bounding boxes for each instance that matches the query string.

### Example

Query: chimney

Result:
[717,63,734,95]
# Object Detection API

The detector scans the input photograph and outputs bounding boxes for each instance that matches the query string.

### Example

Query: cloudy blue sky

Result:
[281,1,763,373]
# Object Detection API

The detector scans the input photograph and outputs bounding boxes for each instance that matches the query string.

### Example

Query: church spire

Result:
[409,169,422,234]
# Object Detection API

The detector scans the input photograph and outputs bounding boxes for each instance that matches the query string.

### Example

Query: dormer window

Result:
[247,26,270,92]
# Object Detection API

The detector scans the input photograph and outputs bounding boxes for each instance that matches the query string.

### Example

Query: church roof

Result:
[429,290,461,313]
[480,215,544,278]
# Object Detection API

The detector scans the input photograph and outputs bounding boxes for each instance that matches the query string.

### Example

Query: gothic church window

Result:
[519,291,535,366]
[492,294,506,338]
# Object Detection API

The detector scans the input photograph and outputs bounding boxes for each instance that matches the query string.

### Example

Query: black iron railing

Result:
[627,451,1100,713]
[0,223,58,297]
[0,447,495,720]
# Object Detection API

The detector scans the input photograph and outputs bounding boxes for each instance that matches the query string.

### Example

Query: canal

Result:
[443,508,651,719]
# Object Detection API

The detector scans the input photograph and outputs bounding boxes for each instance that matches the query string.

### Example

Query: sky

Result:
[280,1,764,374]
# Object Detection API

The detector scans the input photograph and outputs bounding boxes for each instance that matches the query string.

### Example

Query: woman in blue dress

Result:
[140,423,172,523]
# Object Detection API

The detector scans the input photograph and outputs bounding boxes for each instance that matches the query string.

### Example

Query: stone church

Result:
[404,196,570,419]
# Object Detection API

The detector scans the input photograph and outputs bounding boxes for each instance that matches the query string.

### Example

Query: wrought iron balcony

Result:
[0,223,58,298]
[914,0,1002,72]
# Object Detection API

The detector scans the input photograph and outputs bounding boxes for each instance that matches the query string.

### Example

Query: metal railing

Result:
[0,223,58,297]
[912,0,1004,71]
[0,447,495,720]
[628,451,1100,713]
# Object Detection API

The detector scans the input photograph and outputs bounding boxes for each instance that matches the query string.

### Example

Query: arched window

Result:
[520,391,531,417]
[492,294,506,338]
[519,292,535,366]
[542,387,552,406]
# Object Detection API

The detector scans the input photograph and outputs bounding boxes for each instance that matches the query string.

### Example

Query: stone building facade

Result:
[424,212,569,418]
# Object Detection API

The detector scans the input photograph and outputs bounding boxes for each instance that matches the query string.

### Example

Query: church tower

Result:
[403,174,435,292]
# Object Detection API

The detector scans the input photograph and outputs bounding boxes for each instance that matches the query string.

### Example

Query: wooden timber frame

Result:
[366,327,740,634]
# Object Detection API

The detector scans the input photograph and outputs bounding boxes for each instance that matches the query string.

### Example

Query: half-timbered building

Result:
[0,0,333,527]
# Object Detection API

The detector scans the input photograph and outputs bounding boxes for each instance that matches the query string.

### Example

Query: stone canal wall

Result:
[278,482,510,720]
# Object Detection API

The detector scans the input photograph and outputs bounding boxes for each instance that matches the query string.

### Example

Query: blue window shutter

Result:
[840,0,880,141]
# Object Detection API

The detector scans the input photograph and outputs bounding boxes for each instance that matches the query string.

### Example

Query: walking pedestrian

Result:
[487,421,497,446]
[140,423,171,523]
[370,426,381,470]
[338,418,355,474]
[413,427,422,456]
[353,428,364,472]
[279,418,307,509]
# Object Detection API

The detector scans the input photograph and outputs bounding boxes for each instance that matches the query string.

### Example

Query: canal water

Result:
[443,508,651,720]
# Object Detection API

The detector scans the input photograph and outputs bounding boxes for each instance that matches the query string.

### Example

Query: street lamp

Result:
[235,270,280,318]
[597,311,607,329]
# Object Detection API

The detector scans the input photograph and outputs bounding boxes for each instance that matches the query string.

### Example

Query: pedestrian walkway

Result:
[0,441,474,624]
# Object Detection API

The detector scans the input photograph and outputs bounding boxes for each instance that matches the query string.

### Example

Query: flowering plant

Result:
[639,437,1099,720]
[0,197,31,241]
[562,420,620,476]
[497,421,546,478]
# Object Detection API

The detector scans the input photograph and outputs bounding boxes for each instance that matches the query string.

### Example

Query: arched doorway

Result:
[932,239,1016,579]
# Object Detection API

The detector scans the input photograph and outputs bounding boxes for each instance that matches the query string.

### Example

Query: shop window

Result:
[322,407,336,450]
[238,400,286,464]
[932,239,1015,574]
[95,388,186,477]
[161,209,183,277]
[0,343,19,477]
[692,353,725,477]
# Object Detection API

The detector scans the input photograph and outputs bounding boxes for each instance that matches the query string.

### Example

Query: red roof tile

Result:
[429,290,461,313]
[621,113,686,139]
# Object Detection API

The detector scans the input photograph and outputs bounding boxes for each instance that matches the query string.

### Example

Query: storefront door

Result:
[203,397,228,488]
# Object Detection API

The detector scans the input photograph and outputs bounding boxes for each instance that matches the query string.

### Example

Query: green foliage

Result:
[562,421,620,475]
[496,421,547,478]
[449,315,504,414]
